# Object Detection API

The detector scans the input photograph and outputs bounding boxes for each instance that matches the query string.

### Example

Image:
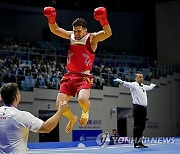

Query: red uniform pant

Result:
[59,72,94,97]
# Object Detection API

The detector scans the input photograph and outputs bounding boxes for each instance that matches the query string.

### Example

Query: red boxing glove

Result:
[43,7,56,24]
[94,7,109,26]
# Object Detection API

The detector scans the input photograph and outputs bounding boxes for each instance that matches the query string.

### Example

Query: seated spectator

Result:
[110,128,120,145]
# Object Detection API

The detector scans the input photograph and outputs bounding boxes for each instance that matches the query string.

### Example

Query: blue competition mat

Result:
[28,137,180,154]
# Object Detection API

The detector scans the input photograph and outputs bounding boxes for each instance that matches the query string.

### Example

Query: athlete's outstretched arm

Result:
[92,7,112,43]
[43,7,71,40]
[38,101,68,133]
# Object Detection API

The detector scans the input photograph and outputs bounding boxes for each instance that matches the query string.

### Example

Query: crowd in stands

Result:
[0,36,178,91]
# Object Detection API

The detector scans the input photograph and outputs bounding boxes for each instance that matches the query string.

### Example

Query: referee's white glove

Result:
[114,78,123,84]
[150,83,156,88]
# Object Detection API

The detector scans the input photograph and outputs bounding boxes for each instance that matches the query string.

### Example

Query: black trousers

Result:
[133,104,147,144]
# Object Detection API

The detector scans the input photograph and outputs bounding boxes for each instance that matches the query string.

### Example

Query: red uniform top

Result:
[66,33,95,73]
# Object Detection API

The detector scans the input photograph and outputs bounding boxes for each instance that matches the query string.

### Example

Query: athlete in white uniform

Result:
[114,71,156,148]
[0,83,68,154]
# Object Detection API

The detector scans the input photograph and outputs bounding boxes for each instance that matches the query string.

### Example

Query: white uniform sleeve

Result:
[18,111,44,132]
[143,83,156,91]
[122,81,135,90]
[114,78,135,90]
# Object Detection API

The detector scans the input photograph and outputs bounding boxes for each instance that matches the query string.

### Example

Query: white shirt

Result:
[122,81,155,107]
[0,106,43,154]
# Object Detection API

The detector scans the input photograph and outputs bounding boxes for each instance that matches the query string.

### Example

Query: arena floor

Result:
[28,140,180,154]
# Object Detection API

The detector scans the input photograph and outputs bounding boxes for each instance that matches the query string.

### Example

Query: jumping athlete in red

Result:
[43,6,112,133]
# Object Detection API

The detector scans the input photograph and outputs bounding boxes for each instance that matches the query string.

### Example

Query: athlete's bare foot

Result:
[65,116,77,133]
[79,111,89,127]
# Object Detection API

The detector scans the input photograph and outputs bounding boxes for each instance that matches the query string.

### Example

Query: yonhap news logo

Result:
[96,132,110,147]
[96,133,176,147]
[141,137,175,144]
[116,137,176,144]
[117,137,175,144]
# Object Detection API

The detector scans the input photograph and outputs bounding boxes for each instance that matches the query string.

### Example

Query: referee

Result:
[114,71,156,148]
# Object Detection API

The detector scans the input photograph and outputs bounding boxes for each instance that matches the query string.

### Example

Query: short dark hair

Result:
[0,83,18,105]
[136,71,142,75]
[72,18,87,28]
[112,129,117,131]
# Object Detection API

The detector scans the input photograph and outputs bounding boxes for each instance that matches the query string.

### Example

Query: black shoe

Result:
[134,143,148,148]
